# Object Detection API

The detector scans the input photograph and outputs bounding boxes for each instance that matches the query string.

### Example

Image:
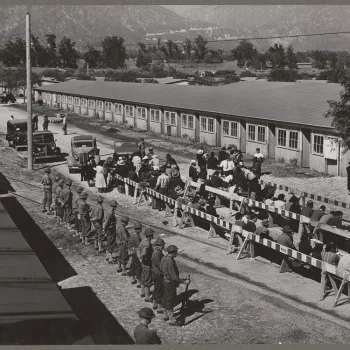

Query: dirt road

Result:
[2,112,350,343]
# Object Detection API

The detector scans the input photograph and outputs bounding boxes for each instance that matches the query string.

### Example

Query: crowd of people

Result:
[41,166,194,344]
[39,140,350,343]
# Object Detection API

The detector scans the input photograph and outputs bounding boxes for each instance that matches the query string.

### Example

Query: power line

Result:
[5,29,350,49]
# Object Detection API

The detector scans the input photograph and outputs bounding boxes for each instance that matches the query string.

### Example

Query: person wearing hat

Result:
[60,180,74,231]
[55,180,65,225]
[134,307,162,345]
[196,149,207,174]
[276,226,296,250]
[51,176,60,219]
[160,245,190,325]
[41,168,53,213]
[138,227,154,301]
[91,196,105,253]
[117,216,130,275]
[78,192,91,245]
[254,219,272,240]
[151,237,165,313]
[32,114,38,131]
[103,200,118,264]
[128,221,143,287]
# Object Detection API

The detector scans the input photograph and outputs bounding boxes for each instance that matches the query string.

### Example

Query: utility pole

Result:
[26,12,33,170]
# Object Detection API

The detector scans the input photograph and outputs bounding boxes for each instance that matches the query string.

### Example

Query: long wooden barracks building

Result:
[34,79,348,177]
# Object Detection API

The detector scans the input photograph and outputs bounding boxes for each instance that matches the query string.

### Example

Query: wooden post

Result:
[26,12,33,170]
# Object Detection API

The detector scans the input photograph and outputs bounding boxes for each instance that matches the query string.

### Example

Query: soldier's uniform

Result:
[72,187,84,236]
[42,168,52,213]
[134,307,162,345]
[91,196,105,253]
[138,228,154,302]
[152,238,165,313]
[128,222,142,288]
[117,216,130,275]
[104,200,118,264]
[55,180,65,224]
[78,192,91,245]
[160,245,189,325]
[60,180,73,231]
[51,177,60,218]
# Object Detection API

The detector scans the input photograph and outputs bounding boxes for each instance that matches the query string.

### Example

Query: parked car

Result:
[67,135,100,173]
[0,93,16,104]
[6,119,28,150]
[33,131,61,163]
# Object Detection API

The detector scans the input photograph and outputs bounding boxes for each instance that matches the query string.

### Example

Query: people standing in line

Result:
[51,176,60,219]
[42,115,49,131]
[60,180,73,232]
[78,192,91,246]
[55,180,65,224]
[117,216,130,275]
[128,221,143,288]
[152,237,165,314]
[62,115,67,135]
[95,162,107,193]
[72,186,84,237]
[41,168,53,214]
[91,196,105,253]
[103,200,118,264]
[134,307,162,345]
[160,245,190,326]
[138,228,155,302]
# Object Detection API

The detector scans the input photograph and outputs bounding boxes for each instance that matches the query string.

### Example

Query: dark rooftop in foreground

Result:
[35,80,344,129]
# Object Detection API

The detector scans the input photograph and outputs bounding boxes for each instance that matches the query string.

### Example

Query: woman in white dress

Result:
[94,163,107,193]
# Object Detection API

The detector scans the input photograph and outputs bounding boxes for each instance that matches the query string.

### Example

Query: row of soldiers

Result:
[41,167,191,344]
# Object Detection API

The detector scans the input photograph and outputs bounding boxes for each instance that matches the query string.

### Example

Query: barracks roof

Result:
[35,79,344,129]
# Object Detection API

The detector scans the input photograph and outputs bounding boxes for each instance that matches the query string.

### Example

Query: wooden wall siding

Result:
[275,147,301,163]
[105,111,113,122]
[180,114,196,141]
[246,141,268,156]
[136,107,148,131]
[301,129,311,168]
[194,113,200,142]
[149,109,162,134]
[221,118,240,149]
[216,117,221,147]
[176,113,181,138]
[199,116,216,146]
[240,121,246,153]
[88,108,96,117]
[81,106,88,115]
[268,124,276,159]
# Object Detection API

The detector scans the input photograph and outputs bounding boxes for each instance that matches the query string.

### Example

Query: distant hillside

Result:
[169,5,350,51]
[0,5,242,48]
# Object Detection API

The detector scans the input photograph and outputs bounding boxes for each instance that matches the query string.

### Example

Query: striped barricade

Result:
[112,173,350,305]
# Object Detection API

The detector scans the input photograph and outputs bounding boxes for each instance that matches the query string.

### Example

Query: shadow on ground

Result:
[62,286,135,345]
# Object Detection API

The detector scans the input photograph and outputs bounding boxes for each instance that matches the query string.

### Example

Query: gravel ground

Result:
[3,136,350,344]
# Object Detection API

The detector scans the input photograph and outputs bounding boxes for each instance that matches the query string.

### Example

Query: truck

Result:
[113,141,138,162]
[67,135,100,173]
